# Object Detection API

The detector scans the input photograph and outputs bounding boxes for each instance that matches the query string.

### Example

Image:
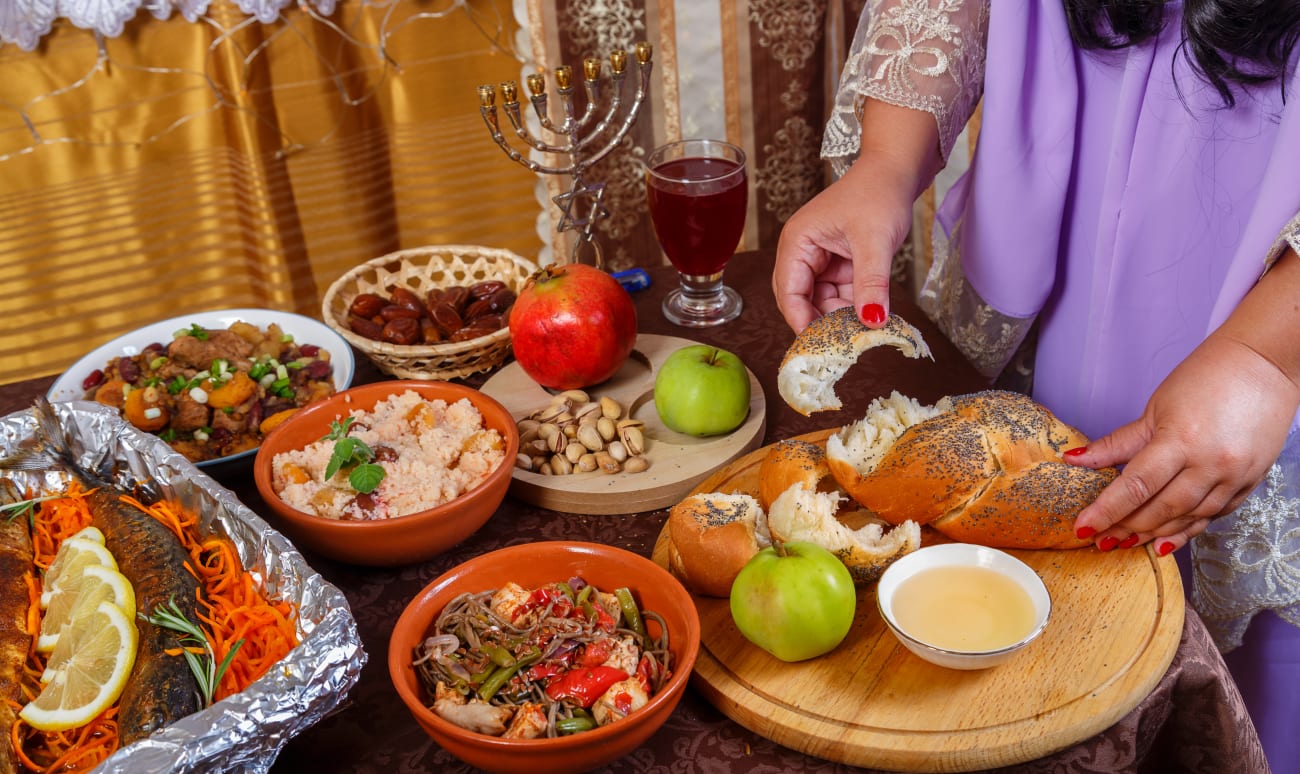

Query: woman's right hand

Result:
[772,100,944,333]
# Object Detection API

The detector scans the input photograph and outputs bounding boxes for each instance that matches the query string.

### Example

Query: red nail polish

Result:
[1064,447,1087,457]
[1157,541,1176,556]
[1119,535,1140,549]
[1076,525,1096,539]
[1099,536,1120,551]
[860,303,886,326]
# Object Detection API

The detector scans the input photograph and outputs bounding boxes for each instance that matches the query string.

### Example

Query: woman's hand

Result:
[1068,249,1300,554]
[772,100,943,333]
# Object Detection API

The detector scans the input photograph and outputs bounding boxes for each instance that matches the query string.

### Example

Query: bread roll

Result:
[667,492,770,597]
[757,438,831,512]
[778,307,933,416]
[766,482,920,585]
[826,389,1116,549]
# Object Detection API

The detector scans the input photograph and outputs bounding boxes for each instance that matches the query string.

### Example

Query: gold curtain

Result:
[0,0,543,385]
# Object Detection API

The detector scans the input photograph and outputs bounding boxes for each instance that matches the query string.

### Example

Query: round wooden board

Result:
[652,429,1185,772]
[480,334,767,515]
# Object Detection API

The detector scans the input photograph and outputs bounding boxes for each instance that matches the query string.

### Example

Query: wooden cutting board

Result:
[480,334,766,515]
[651,429,1185,772]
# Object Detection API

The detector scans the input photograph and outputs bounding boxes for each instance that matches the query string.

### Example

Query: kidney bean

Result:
[117,358,140,383]
[303,360,333,380]
[349,293,388,318]
[82,369,104,392]
[373,445,398,463]
[298,343,320,357]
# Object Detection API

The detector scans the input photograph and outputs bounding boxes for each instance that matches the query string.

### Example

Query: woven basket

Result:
[322,245,539,381]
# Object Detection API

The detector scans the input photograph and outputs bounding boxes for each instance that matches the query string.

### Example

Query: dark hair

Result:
[1064,0,1300,106]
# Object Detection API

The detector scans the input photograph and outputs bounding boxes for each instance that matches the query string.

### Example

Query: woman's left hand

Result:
[1066,331,1300,554]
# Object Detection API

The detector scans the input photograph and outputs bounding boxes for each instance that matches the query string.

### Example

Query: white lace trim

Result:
[1,0,340,51]
[1265,209,1300,269]
[1193,431,1300,651]
[823,0,989,177]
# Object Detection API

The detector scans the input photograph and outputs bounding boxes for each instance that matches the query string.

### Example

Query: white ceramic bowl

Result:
[876,543,1051,670]
[47,308,355,469]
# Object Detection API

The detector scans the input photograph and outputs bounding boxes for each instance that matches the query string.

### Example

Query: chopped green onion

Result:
[149,356,168,370]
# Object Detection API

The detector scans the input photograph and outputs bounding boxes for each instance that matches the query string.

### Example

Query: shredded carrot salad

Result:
[12,481,300,772]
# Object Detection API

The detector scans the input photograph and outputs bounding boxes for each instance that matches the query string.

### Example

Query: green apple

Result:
[653,345,750,436]
[729,541,856,662]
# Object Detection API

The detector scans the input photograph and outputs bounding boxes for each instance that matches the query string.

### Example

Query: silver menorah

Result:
[477,42,654,270]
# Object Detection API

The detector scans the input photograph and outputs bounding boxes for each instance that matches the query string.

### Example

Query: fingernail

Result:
[1076,525,1096,539]
[860,303,886,326]
[1157,541,1176,556]
[1064,447,1088,457]
[1119,534,1140,549]
[1099,536,1120,552]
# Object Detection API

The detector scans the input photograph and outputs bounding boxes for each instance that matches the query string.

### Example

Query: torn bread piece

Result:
[777,307,933,416]
[766,481,921,585]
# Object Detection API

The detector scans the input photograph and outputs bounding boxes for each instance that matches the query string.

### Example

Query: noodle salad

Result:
[412,576,672,738]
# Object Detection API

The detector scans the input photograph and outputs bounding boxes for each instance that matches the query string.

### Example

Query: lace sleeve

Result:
[823,0,991,177]
[1265,210,1300,269]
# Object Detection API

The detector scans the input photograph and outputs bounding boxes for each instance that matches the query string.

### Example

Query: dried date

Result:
[380,317,421,345]
[349,293,388,318]
[347,281,510,345]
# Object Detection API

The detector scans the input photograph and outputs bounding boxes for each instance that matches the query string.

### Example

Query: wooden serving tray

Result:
[480,334,766,515]
[651,429,1185,772]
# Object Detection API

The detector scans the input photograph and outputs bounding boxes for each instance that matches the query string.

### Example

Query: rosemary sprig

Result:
[143,598,243,707]
[1,494,62,526]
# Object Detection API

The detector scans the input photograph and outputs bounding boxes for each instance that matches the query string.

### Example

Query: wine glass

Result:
[645,139,748,327]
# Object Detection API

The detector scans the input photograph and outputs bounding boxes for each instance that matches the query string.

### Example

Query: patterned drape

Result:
[517,0,868,271]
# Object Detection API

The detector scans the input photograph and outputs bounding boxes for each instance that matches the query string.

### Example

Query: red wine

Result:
[646,156,747,275]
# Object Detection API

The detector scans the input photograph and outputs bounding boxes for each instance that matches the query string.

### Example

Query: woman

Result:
[773,2,1300,770]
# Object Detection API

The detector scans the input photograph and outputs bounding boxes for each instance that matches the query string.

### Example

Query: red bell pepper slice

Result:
[513,585,571,623]
[544,665,629,708]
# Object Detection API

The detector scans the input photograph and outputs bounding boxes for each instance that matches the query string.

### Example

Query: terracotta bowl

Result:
[388,541,702,774]
[252,380,518,566]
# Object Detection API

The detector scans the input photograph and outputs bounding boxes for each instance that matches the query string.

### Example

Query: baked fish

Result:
[2,398,201,746]
[0,481,35,774]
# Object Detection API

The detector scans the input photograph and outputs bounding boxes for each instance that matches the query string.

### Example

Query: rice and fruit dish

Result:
[271,390,506,521]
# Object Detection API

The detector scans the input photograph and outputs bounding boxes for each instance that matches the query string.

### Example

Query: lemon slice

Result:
[66,526,106,545]
[37,564,136,655]
[19,601,138,732]
[40,537,117,609]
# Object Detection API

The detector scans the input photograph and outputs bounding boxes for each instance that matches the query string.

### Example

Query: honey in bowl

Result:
[890,564,1037,652]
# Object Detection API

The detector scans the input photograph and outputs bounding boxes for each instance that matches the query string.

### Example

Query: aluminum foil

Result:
[0,400,366,773]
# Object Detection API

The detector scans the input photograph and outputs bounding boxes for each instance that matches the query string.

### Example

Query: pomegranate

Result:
[507,264,638,390]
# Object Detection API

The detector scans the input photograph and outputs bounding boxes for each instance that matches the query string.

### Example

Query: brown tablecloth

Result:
[0,250,1266,773]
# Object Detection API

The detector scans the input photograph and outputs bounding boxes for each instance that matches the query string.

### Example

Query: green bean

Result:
[478,649,542,701]
[614,587,646,637]
[470,663,498,686]
[477,663,517,701]
[575,584,594,605]
[555,716,596,735]
[482,643,516,668]
[557,581,575,601]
